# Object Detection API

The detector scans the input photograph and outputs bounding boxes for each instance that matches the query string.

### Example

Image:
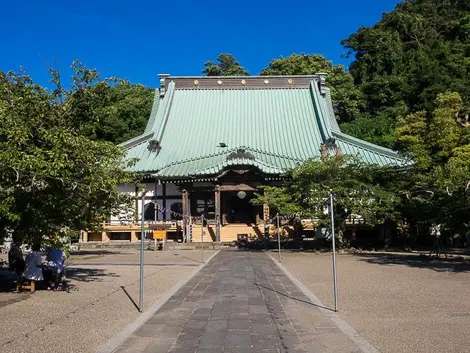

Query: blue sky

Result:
[1,0,400,88]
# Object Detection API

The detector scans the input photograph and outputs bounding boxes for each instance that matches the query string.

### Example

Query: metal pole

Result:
[201,215,204,262]
[264,223,268,250]
[216,215,220,243]
[277,214,281,263]
[330,191,338,312]
[139,189,145,313]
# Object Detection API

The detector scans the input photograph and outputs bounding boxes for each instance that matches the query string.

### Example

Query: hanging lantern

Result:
[237,191,246,199]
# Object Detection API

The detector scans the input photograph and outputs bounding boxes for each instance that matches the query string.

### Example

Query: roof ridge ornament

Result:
[148,139,161,153]
[226,148,256,161]
[316,72,327,95]
[158,74,170,97]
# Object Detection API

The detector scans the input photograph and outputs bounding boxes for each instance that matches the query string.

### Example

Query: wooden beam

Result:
[218,184,256,192]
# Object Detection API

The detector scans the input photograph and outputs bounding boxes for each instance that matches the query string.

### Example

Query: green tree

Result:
[342,0,470,144]
[260,53,363,124]
[396,92,464,169]
[254,156,400,245]
[0,61,135,243]
[202,53,250,76]
[395,92,470,240]
[83,82,154,144]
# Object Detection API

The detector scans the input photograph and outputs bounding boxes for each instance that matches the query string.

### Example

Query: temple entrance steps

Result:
[190,225,208,243]
[219,223,260,243]
[190,223,264,243]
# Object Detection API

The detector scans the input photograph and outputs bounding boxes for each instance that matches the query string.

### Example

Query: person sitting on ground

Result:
[8,238,25,278]
[22,243,44,291]
[43,245,66,290]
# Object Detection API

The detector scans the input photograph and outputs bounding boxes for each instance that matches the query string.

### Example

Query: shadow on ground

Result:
[253,282,335,312]
[0,272,17,292]
[70,250,123,256]
[0,267,121,294]
[235,243,470,273]
[354,252,470,273]
[120,286,140,312]
[66,267,120,283]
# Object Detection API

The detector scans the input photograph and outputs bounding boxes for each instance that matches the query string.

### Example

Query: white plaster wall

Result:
[118,184,135,194]
[136,183,164,198]
[165,183,181,196]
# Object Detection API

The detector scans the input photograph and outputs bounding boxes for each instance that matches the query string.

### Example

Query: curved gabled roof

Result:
[121,75,410,179]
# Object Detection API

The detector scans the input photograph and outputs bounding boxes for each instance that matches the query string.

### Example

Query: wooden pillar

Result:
[101,231,110,242]
[81,231,88,243]
[131,231,137,242]
[215,185,221,242]
[335,146,342,162]
[154,181,158,221]
[134,185,139,222]
[321,144,327,161]
[162,183,167,220]
[182,189,188,242]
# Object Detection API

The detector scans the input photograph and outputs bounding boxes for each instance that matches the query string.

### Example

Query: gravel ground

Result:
[279,251,470,353]
[0,249,215,353]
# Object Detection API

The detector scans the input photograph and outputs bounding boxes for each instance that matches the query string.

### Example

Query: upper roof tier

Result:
[121,75,410,180]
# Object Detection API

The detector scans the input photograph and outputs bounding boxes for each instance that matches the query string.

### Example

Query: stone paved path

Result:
[114,251,363,353]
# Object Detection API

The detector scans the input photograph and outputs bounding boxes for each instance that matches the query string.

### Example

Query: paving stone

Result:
[205,319,228,332]
[251,323,275,335]
[114,336,154,353]
[196,349,223,353]
[226,331,252,347]
[230,310,250,318]
[142,338,176,353]
[224,347,254,353]
[133,323,167,338]
[198,333,225,348]
[249,306,269,315]
[250,313,271,324]
[227,318,251,331]
[251,334,278,350]
[181,323,206,335]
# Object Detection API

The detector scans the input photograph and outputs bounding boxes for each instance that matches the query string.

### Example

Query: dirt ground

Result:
[279,250,470,353]
[0,249,215,353]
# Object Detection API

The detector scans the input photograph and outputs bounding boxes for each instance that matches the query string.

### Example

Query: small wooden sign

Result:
[263,204,270,221]
[153,230,167,239]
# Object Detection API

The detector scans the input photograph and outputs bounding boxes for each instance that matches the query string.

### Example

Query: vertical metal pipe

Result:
[139,188,145,312]
[201,215,204,262]
[277,214,281,263]
[330,191,338,312]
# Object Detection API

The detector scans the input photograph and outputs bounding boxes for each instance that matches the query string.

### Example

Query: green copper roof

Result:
[121,75,410,178]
